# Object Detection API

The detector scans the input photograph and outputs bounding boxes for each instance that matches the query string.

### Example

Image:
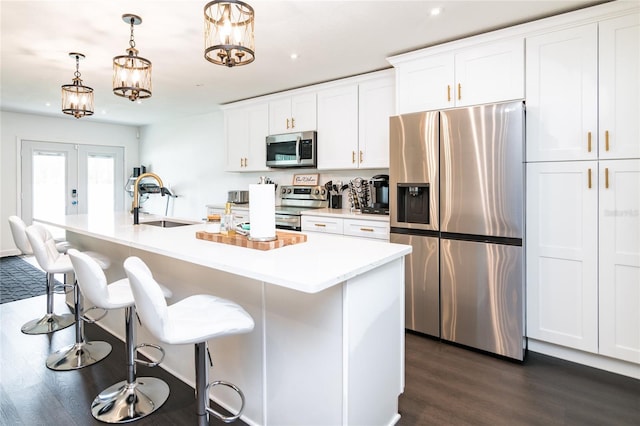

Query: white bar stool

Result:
[124,256,255,425]
[69,249,171,423]
[9,216,73,334]
[25,224,112,370]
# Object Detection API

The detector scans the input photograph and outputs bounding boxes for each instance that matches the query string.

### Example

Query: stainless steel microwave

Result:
[266,131,317,168]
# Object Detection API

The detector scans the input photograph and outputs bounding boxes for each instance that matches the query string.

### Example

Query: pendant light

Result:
[113,14,152,101]
[61,53,94,119]
[204,0,255,67]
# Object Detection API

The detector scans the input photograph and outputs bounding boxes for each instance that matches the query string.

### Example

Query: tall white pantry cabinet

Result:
[526,12,640,366]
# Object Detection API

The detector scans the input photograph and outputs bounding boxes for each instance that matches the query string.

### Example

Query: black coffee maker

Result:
[362,174,390,215]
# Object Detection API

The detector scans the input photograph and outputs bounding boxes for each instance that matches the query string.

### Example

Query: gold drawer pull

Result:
[286,118,290,129]
[314,223,326,228]
[588,168,592,189]
[587,132,592,152]
[291,117,295,128]
[360,228,374,232]
[458,83,461,100]
[359,150,363,163]
[605,130,610,151]
[352,151,356,163]
[447,85,451,102]
[605,167,609,189]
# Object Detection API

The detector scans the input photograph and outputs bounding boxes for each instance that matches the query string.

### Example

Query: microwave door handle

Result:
[296,136,301,164]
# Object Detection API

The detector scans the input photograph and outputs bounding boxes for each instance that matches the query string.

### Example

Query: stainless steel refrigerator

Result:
[390,101,525,360]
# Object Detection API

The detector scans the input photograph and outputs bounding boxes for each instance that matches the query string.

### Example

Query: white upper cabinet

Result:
[358,75,395,169]
[391,38,524,114]
[527,12,640,162]
[598,159,640,364]
[599,14,640,160]
[454,38,525,107]
[225,102,269,172]
[269,93,316,134]
[526,24,598,162]
[395,52,454,113]
[317,84,359,170]
[317,71,395,170]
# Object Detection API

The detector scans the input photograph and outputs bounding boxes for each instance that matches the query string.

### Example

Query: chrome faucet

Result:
[132,172,164,225]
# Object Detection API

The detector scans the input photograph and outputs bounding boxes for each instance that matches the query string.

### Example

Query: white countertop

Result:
[300,207,390,221]
[37,212,409,294]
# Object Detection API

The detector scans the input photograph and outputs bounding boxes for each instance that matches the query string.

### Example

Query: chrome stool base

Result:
[21,312,74,335]
[91,377,170,423]
[46,340,112,371]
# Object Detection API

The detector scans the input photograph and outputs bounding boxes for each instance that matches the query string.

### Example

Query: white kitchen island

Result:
[37,212,411,426]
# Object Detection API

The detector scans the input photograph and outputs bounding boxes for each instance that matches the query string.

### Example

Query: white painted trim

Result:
[528,338,640,380]
[387,1,639,66]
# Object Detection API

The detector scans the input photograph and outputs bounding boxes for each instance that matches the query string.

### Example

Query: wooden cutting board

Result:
[196,230,307,251]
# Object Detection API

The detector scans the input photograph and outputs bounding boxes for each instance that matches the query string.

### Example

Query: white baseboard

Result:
[1,249,21,257]
[528,339,639,380]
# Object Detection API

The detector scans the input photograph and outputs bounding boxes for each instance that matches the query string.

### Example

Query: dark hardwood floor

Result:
[1,295,638,425]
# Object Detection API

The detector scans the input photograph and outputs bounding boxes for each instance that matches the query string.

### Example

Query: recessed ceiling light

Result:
[430,8,442,16]
[290,53,298,60]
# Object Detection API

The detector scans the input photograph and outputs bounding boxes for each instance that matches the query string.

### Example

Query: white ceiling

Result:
[1,0,607,126]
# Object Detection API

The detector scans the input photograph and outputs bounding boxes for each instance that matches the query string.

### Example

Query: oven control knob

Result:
[286,188,292,194]
[281,188,286,195]
[320,189,326,195]
[314,189,320,195]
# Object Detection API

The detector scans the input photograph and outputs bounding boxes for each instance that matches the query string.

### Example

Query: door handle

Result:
[605,167,609,189]
[587,132,592,152]
[458,83,461,101]
[605,130,610,151]
[588,168,592,189]
[447,85,451,102]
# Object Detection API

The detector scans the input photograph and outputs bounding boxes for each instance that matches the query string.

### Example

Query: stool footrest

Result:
[206,380,245,423]
[134,343,165,367]
[80,306,108,324]
[53,283,74,294]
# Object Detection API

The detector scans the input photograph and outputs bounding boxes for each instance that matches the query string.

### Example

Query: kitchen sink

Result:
[141,220,194,228]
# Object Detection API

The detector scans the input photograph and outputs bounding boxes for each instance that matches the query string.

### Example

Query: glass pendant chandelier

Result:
[204,0,255,67]
[61,53,94,119]
[113,14,152,101]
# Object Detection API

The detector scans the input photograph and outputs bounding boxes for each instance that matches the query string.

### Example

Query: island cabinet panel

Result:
[391,37,524,114]
[268,92,317,134]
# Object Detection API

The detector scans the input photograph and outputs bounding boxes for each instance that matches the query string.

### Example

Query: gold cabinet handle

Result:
[359,150,363,163]
[360,227,374,232]
[244,157,248,167]
[291,117,295,128]
[588,168,592,189]
[314,223,326,228]
[240,158,243,167]
[605,167,609,189]
[587,132,592,152]
[458,83,461,101]
[447,85,451,102]
[352,151,356,163]
[286,118,290,129]
[605,130,610,151]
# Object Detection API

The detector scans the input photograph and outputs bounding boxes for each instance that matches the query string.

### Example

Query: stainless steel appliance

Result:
[266,131,317,168]
[390,101,525,360]
[362,174,390,215]
[227,190,249,204]
[276,185,328,231]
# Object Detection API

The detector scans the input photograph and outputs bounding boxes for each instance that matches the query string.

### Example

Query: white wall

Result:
[0,110,139,256]
[138,109,387,220]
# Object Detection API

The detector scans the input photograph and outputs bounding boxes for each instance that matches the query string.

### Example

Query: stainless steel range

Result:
[276,185,328,231]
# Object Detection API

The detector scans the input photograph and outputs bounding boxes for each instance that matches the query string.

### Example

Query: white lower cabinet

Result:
[527,159,640,364]
[301,215,344,235]
[598,159,640,364]
[526,161,598,353]
[302,215,389,241]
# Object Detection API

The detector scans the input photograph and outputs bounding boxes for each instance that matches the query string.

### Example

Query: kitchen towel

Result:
[249,184,276,241]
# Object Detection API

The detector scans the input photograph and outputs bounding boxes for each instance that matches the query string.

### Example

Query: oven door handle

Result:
[295,136,301,164]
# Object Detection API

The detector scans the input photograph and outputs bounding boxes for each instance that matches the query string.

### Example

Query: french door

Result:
[21,140,124,229]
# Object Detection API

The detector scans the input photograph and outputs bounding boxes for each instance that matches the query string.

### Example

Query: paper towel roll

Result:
[249,184,276,241]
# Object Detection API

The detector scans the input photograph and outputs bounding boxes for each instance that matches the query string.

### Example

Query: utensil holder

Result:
[330,195,342,209]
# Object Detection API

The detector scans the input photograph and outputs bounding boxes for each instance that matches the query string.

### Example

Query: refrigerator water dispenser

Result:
[397,183,430,224]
